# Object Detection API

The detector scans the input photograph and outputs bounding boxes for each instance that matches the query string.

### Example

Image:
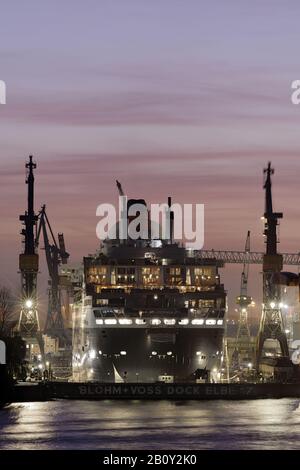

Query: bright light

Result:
[279,302,283,308]
[119,319,132,325]
[192,319,204,325]
[89,349,96,359]
[164,318,176,325]
[248,362,253,369]
[196,351,202,356]
[98,350,102,355]
[285,329,290,335]
[120,351,127,355]
[167,351,172,356]
[38,364,43,370]
[104,319,117,325]
[25,299,33,309]
[45,361,50,367]
[37,354,42,360]
[179,319,189,325]
[153,294,158,300]
[284,304,289,309]
[152,351,157,356]
[270,302,276,309]
[151,319,161,325]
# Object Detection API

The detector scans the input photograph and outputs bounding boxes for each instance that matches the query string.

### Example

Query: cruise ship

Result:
[72,196,227,384]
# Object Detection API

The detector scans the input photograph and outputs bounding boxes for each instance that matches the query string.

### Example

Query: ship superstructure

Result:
[72,195,227,383]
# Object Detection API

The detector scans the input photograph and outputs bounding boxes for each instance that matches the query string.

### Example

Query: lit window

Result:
[96,319,104,325]
[191,319,204,325]
[104,319,117,325]
[119,319,133,325]
[179,318,189,325]
[120,351,127,356]
[151,319,161,325]
[164,319,176,325]
[206,319,216,325]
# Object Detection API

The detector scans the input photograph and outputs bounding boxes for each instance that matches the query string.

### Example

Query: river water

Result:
[0,399,300,450]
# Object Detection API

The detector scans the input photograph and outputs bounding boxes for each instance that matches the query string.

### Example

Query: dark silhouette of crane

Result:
[116,180,125,196]
[36,205,69,344]
[232,231,253,369]
[18,156,40,336]
[236,231,252,343]
[256,162,289,367]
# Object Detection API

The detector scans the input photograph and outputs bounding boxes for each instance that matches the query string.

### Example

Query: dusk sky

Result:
[1,1,300,318]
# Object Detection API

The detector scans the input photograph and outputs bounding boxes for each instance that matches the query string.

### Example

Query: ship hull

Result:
[84,327,224,383]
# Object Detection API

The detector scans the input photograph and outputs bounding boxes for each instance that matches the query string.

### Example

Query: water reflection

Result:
[0,399,300,449]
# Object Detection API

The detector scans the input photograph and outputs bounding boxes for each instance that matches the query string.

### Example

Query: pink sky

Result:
[1,1,300,320]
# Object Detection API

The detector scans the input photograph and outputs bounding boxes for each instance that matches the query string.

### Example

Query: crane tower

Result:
[18,156,40,336]
[256,162,289,367]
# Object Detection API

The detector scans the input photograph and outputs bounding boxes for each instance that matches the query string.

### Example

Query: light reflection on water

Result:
[0,399,300,450]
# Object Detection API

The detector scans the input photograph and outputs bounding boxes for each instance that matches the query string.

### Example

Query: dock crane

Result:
[256,162,289,366]
[35,205,70,344]
[116,180,125,196]
[236,231,252,341]
[232,231,254,369]
[18,156,44,358]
